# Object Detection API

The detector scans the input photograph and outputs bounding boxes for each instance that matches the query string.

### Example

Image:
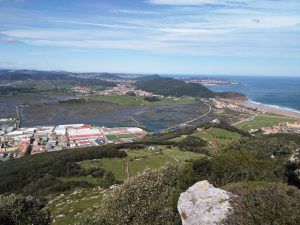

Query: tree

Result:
[0,194,51,225]
[84,164,178,225]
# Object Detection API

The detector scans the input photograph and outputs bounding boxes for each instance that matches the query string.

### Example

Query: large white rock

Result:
[178,180,233,225]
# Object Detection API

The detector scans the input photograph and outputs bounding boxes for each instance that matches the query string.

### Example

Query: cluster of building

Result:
[98,84,158,97]
[259,121,300,135]
[72,86,92,95]
[212,98,256,114]
[0,124,147,161]
[180,78,239,86]
[0,117,17,136]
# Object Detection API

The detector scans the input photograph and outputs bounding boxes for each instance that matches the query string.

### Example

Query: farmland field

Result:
[235,114,296,130]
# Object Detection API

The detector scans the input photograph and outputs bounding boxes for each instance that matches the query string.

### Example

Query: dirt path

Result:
[232,112,260,126]
[124,159,129,178]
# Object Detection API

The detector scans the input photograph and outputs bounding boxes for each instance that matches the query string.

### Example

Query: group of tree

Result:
[0,146,127,196]
[134,75,246,99]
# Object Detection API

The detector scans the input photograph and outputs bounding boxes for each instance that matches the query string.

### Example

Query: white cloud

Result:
[147,0,219,5]
[112,9,161,15]
[1,0,300,58]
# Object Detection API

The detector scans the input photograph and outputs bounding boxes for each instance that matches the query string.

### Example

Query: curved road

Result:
[160,102,212,132]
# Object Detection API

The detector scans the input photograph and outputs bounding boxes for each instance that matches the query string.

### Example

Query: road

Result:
[232,112,261,126]
[160,102,212,133]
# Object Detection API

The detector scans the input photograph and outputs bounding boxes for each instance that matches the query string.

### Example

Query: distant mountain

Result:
[136,74,161,81]
[0,70,116,87]
[97,73,123,80]
[135,75,246,99]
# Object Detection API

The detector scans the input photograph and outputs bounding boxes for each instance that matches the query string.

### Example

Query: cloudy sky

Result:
[0,0,300,76]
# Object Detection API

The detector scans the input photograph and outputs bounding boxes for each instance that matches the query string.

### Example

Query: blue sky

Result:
[0,0,300,76]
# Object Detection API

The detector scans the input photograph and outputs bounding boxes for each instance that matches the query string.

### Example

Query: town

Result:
[0,123,147,161]
[179,77,240,86]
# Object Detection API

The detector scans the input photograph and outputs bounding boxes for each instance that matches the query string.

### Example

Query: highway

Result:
[160,102,212,133]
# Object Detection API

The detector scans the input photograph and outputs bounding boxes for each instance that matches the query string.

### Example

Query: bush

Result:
[192,150,283,187]
[84,164,178,225]
[178,136,209,154]
[0,194,51,225]
[0,147,127,195]
[144,96,161,102]
[223,182,300,225]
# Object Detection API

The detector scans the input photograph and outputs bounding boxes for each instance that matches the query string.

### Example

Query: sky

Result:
[0,0,300,76]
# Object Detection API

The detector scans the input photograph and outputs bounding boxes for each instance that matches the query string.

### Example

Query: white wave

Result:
[248,100,300,114]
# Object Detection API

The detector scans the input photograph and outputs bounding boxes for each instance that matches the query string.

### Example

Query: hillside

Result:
[135,76,246,99]
[1,122,300,224]
[0,70,116,87]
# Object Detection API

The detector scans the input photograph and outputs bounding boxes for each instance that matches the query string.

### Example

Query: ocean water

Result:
[207,76,300,113]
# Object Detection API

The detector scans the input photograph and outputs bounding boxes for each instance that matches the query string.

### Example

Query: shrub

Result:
[84,164,178,225]
[192,150,283,187]
[0,194,51,225]
[179,136,209,155]
[223,182,300,225]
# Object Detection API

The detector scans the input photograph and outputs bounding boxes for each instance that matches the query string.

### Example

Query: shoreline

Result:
[234,100,300,120]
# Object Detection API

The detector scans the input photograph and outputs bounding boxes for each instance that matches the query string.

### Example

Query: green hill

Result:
[135,76,245,99]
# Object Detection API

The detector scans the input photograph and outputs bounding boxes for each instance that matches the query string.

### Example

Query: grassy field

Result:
[236,114,296,131]
[47,188,105,225]
[206,128,242,139]
[163,148,204,162]
[48,146,204,225]
[99,158,127,181]
[74,146,204,183]
[169,128,242,148]
[128,155,176,176]
[58,176,105,186]
[88,95,198,106]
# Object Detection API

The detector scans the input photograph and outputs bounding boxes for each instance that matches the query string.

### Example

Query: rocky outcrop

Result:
[289,148,300,163]
[178,180,233,225]
[289,149,300,183]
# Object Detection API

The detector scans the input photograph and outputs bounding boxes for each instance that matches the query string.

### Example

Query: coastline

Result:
[234,100,300,120]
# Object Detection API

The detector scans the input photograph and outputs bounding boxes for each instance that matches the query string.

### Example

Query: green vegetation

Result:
[236,113,296,130]
[81,146,205,182]
[98,158,126,181]
[178,135,209,154]
[0,147,127,196]
[135,76,214,97]
[47,188,105,225]
[1,122,300,225]
[0,70,116,94]
[83,164,178,225]
[162,148,204,162]
[128,155,176,176]
[134,75,245,98]
[106,134,119,141]
[223,182,300,225]
[0,194,51,225]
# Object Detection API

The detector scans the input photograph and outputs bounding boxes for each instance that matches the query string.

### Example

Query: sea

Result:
[205,76,300,113]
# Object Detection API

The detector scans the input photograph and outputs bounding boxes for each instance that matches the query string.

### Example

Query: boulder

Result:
[178,180,233,225]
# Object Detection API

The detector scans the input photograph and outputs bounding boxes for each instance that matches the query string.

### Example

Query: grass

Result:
[190,128,242,147]
[236,114,296,131]
[58,176,105,186]
[207,128,241,139]
[99,158,127,181]
[89,95,198,106]
[163,148,204,162]
[106,135,119,142]
[76,146,205,183]
[47,188,105,225]
[128,155,176,176]
[126,149,161,159]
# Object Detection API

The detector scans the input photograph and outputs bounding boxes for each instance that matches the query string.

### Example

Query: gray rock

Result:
[178,180,233,225]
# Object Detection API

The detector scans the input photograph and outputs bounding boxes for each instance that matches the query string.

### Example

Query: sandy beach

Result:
[234,100,300,120]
